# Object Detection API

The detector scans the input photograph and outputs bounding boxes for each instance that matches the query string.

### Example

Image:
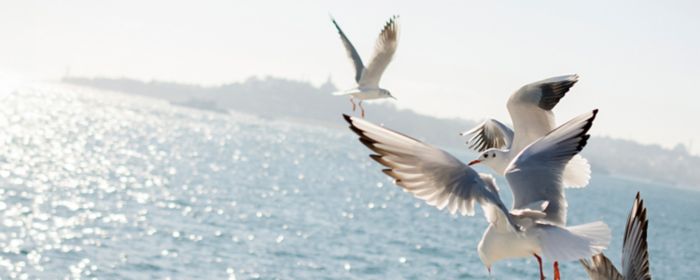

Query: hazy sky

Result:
[2,1,699,153]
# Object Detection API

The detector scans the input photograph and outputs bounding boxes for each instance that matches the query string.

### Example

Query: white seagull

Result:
[463,74,592,188]
[344,109,610,280]
[581,192,652,280]
[332,16,399,118]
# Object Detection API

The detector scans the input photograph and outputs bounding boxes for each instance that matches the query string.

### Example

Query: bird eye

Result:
[484,154,489,158]
[492,153,496,158]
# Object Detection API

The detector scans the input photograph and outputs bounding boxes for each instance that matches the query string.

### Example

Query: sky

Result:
[1,1,699,154]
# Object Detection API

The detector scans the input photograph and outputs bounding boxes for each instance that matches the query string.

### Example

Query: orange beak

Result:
[468,159,481,166]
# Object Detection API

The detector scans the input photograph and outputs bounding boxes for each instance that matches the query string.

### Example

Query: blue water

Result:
[0,84,698,279]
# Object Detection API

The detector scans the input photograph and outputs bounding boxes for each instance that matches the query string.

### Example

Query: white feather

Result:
[539,221,611,261]
[562,155,591,188]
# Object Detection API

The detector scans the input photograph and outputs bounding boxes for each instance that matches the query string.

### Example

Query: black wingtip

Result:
[571,109,599,152]
[584,109,599,131]
[369,154,382,160]
[585,108,599,133]
[381,168,393,177]
[349,125,365,137]
[588,109,599,125]
[344,114,370,140]
[537,76,582,110]
[331,17,343,33]
[385,15,400,28]
[358,137,380,151]
[624,191,650,270]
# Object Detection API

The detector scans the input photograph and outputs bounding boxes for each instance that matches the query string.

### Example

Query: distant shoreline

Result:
[61,76,700,189]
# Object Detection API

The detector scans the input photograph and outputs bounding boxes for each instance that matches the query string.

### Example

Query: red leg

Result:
[359,101,365,118]
[533,254,545,280]
[350,98,356,111]
[553,261,560,280]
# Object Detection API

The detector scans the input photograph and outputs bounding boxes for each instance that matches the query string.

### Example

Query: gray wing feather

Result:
[581,192,651,280]
[505,109,598,226]
[537,75,579,110]
[343,114,518,230]
[358,16,399,87]
[581,254,624,280]
[461,119,514,152]
[621,192,652,280]
[509,74,579,111]
[331,18,365,83]
[506,74,578,153]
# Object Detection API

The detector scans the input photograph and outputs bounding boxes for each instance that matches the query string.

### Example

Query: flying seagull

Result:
[344,109,609,280]
[332,15,399,118]
[463,74,591,188]
[581,192,652,280]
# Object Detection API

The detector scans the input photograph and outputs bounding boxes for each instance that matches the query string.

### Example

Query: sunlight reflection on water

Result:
[0,84,697,279]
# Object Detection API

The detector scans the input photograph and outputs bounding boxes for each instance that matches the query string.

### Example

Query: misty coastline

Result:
[62,76,700,189]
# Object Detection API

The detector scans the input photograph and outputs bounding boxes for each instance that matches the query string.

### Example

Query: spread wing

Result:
[331,17,365,83]
[505,109,598,226]
[343,114,518,230]
[460,119,514,152]
[581,192,651,280]
[621,192,652,280]
[358,16,399,87]
[507,74,579,153]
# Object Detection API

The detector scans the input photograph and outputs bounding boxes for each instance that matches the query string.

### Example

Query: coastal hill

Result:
[63,76,700,189]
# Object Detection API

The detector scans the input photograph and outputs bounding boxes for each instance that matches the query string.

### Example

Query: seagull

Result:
[581,192,651,280]
[331,15,399,118]
[463,74,592,188]
[344,109,610,280]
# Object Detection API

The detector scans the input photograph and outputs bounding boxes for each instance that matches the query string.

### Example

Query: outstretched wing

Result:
[358,16,399,87]
[581,192,651,280]
[505,109,598,226]
[507,74,579,153]
[621,192,652,280]
[331,17,365,83]
[461,119,514,152]
[343,114,518,230]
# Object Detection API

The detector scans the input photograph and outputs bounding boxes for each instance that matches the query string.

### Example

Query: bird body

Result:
[333,87,393,100]
[331,16,399,117]
[479,217,610,269]
[344,109,609,279]
[463,74,591,188]
[479,223,540,264]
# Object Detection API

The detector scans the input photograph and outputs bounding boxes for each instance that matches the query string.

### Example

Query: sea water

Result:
[0,84,697,279]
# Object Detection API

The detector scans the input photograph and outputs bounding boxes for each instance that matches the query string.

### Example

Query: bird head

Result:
[469,148,507,171]
[380,89,396,100]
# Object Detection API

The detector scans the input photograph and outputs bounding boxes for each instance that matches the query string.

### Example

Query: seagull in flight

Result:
[581,192,652,280]
[332,15,399,118]
[344,109,609,280]
[463,74,592,188]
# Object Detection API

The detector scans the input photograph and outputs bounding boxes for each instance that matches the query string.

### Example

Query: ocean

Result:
[0,84,697,279]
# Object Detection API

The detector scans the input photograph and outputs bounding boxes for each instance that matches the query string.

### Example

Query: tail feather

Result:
[539,221,611,261]
[562,155,591,188]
